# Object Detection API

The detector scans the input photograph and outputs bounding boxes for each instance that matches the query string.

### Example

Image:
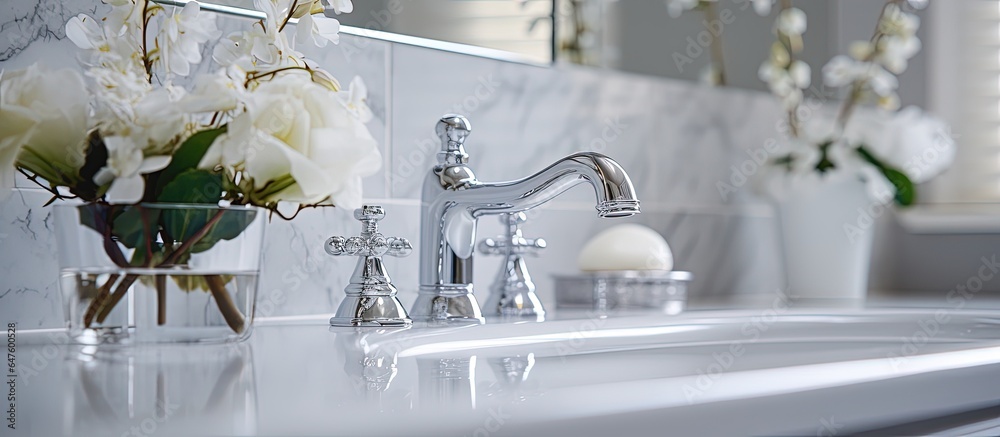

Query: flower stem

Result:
[141,0,153,83]
[833,0,899,133]
[777,0,800,137]
[92,210,225,325]
[205,275,245,334]
[84,274,120,328]
[703,1,727,86]
[157,209,226,267]
[96,274,139,324]
[277,0,299,32]
[156,275,167,325]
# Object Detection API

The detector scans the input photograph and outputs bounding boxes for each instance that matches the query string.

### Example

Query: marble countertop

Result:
[9,304,1000,436]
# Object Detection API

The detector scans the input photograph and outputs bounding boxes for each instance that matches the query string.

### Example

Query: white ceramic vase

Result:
[777,176,875,301]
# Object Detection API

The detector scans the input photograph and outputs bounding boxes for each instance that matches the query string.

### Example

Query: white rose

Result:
[200,73,381,209]
[0,64,89,192]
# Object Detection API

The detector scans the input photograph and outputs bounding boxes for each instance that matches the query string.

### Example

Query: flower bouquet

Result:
[0,0,380,342]
[756,0,955,299]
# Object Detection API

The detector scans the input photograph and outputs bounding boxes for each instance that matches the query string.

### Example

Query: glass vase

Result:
[54,203,266,344]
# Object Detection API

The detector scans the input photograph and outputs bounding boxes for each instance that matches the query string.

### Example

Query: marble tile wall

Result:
[0,0,786,329]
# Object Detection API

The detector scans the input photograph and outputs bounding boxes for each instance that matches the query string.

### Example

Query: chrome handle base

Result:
[327,205,413,327]
[479,213,546,319]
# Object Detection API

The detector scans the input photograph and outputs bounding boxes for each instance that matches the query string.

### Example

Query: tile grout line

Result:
[383,41,394,200]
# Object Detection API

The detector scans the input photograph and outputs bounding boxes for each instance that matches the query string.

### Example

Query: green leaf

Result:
[157,168,256,255]
[883,167,915,206]
[158,168,223,205]
[856,145,916,207]
[154,127,226,197]
[189,210,256,254]
[814,141,836,174]
[111,205,162,250]
[158,169,224,242]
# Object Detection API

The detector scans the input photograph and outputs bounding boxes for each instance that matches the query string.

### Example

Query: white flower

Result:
[103,0,146,34]
[294,13,341,48]
[129,86,190,154]
[337,76,373,123]
[759,59,808,109]
[788,60,811,89]
[821,56,855,87]
[65,13,108,51]
[179,67,247,113]
[213,32,255,69]
[291,0,325,18]
[325,0,354,14]
[199,73,381,208]
[0,65,89,188]
[822,59,896,97]
[863,63,898,97]
[752,0,772,16]
[94,136,172,203]
[214,0,298,69]
[879,3,919,38]
[0,73,39,198]
[776,8,806,36]
[759,62,791,91]
[848,41,873,61]
[66,13,144,74]
[88,66,153,135]
[875,35,921,74]
[666,0,699,18]
[156,2,221,76]
[309,68,341,91]
[847,107,956,184]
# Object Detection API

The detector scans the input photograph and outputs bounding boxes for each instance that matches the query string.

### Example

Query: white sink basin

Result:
[14,308,1000,436]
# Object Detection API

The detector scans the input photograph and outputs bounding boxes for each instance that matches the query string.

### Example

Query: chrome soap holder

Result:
[326,205,413,327]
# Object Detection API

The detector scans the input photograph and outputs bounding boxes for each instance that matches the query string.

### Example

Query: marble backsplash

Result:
[0,0,785,329]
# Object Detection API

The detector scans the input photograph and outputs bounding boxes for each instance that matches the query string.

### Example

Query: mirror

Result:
[180,1,925,95]
[190,0,557,63]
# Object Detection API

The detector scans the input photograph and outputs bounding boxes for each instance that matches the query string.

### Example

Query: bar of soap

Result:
[577,224,673,271]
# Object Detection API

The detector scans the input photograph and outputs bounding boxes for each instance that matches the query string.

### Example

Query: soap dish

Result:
[553,270,692,314]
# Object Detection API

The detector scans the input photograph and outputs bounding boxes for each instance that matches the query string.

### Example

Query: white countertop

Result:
[9,306,1000,436]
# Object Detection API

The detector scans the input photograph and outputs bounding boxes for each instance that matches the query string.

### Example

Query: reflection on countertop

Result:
[12,303,1000,436]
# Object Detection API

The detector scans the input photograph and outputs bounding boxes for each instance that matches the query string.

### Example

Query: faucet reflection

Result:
[413,114,641,323]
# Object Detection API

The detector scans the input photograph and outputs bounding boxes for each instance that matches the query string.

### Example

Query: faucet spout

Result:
[461,152,640,219]
[412,115,641,323]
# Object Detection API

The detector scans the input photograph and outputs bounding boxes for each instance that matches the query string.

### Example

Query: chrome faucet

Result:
[411,115,641,323]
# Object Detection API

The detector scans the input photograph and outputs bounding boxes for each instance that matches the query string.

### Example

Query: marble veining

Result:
[1,0,788,329]
[0,0,96,61]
